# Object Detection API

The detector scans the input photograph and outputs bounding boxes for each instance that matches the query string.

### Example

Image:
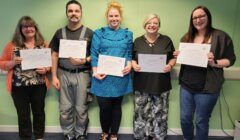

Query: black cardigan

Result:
[179,29,236,93]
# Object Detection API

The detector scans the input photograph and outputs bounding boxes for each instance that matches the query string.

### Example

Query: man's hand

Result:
[52,76,60,90]
[69,57,86,65]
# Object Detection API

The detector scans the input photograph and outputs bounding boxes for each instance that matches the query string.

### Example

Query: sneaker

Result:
[109,135,118,140]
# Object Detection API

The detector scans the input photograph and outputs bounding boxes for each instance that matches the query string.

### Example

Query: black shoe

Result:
[76,135,86,140]
[148,136,153,140]
[65,135,75,140]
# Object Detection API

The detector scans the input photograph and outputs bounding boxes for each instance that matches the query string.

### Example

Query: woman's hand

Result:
[163,64,172,73]
[7,57,22,69]
[93,73,107,80]
[36,67,48,74]
[92,67,106,80]
[122,62,132,75]
[132,60,141,72]
[173,50,180,59]
[207,52,215,67]
[164,59,175,73]
[13,57,22,65]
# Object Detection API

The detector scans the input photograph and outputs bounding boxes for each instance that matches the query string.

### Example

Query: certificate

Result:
[20,48,52,70]
[97,55,126,77]
[138,54,166,73]
[177,43,211,68]
[59,39,87,58]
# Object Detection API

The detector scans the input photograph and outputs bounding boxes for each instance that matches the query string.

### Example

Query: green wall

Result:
[0,0,240,133]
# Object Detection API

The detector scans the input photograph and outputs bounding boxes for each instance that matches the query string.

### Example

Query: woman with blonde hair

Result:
[0,16,50,140]
[90,2,133,140]
[132,14,175,140]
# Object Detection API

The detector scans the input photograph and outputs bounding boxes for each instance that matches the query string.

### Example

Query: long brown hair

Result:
[181,6,213,43]
[12,16,45,47]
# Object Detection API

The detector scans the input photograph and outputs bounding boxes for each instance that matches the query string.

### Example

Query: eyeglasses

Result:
[21,25,35,29]
[192,14,207,22]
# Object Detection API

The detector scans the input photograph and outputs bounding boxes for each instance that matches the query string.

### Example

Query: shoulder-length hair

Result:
[143,13,161,29]
[12,16,45,47]
[181,6,213,43]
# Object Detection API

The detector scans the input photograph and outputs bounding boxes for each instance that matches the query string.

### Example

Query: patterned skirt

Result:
[133,90,170,139]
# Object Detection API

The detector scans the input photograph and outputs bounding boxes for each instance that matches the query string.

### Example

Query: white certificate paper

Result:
[177,43,211,68]
[20,48,52,70]
[97,55,126,77]
[59,39,87,58]
[138,54,167,73]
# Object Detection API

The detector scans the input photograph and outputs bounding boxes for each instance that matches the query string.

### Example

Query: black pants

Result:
[96,96,123,135]
[11,84,46,139]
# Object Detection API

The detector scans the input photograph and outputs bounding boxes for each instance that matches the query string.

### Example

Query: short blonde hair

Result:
[105,1,123,19]
[143,14,161,28]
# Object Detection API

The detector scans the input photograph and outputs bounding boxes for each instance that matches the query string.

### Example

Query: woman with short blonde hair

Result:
[143,13,161,28]
[132,13,175,140]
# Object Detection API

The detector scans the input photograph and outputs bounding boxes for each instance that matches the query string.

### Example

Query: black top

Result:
[133,34,175,94]
[179,29,236,93]
[49,25,93,70]
[180,65,207,92]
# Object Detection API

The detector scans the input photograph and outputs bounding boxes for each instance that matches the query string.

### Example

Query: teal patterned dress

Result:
[90,27,133,97]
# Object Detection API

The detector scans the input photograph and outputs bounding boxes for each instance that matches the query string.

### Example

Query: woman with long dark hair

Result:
[174,6,236,140]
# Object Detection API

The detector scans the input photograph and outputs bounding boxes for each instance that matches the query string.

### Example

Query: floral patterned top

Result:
[12,45,46,86]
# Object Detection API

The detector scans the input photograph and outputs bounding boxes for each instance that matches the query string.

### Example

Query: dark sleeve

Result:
[49,30,61,53]
[167,38,175,61]
[86,29,94,57]
[132,38,138,61]
[126,31,133,61]
[222,34,236,66]
[90,29,101,67]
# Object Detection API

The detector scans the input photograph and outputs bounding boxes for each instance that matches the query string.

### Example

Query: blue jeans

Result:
[180,86,219,140]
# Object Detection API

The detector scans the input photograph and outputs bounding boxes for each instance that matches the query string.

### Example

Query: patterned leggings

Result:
[133,91,170,140]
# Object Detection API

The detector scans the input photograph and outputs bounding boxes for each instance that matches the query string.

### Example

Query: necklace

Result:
[144,34,159,47]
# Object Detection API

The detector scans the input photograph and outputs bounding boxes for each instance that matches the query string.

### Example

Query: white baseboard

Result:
[0,125,234,136]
